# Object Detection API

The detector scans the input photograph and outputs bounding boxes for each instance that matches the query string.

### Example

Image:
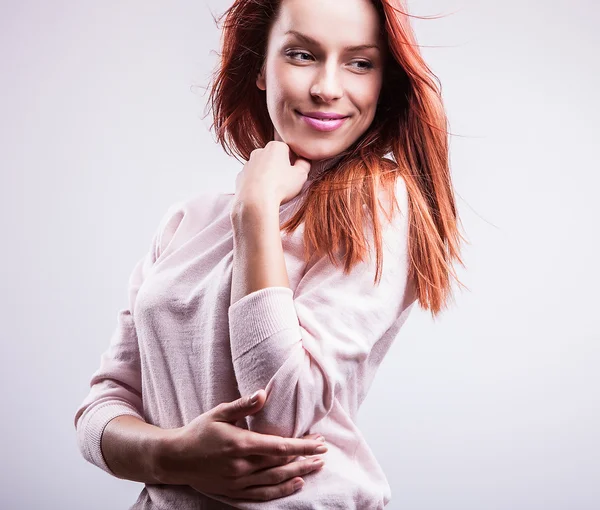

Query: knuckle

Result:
[275,442,289,456]
[260,488,276,501]
[230,458,246,477]
[306,458,321,471]
[222,438,238,456]
[284,482,296,497]
[234,437,248,454]
[267,468,286,485]
[231,398,244,411]
[244,488,269,502]
[226,460,238,477]
[252,492,269,502]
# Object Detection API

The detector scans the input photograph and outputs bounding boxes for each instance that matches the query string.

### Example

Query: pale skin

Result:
[227,0,385,497]
[100,0,386,503]
[231,0,385,301]
[230,140,310,304]
[102,389,328,501]
[152,389,328,499]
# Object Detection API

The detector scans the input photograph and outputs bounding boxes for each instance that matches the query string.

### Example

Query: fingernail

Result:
[250,390,260,404]
[317,435,325,442]
[293,478,304,491]
[314,445,327,454]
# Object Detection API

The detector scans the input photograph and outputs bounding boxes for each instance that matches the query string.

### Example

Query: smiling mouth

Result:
[295,110,350,120]
[295,110,350,132]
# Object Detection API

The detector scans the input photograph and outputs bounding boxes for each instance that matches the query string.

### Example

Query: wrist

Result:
[232,191,279,216]
[150,427,180,485]
[231,194,280,228]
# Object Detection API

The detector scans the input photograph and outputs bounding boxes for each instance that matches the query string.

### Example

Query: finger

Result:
[232,457,325,500]
[239,433,328,457]
[212,390,265,423]
[292,156,311,173]
[228,477,305,502]
[244,456,324,488]
[287,146,299,165]
[303,433,325,442]
[243,434,325,471]
[243,453,298,472]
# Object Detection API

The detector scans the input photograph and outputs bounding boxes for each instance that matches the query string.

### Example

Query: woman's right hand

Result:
[153,389,327,502]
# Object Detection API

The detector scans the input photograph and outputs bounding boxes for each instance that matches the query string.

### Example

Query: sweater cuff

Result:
[76,401,144,475]
[228,286,301,360]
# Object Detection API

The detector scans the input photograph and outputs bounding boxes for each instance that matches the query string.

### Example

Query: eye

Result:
[286,51,314,62]
[287,51,374,72]
[351,60,374,71]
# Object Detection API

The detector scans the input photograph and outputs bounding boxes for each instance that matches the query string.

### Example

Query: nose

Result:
[310,62,343,102]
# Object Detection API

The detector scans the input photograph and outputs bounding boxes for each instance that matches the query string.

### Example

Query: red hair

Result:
[203,0,467,318]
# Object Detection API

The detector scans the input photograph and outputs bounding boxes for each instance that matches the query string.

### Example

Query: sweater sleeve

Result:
[73,200,185,476]
[228,177,415,438]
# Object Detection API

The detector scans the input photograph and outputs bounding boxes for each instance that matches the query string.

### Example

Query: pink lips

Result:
[296,111,349,132]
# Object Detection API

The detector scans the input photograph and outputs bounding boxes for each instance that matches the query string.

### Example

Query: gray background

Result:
[1,0,598,508]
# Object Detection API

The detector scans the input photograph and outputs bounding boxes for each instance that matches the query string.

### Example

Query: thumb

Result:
[213,389,265,422]
[292,156,312,174]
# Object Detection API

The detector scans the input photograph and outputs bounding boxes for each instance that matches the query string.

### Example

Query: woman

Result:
[74,0,465,508]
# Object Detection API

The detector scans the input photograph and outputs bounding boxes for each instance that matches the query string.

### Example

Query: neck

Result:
[292,151,348,200]
[307,151,347,182]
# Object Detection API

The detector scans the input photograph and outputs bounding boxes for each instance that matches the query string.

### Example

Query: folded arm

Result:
[228,178,414,439]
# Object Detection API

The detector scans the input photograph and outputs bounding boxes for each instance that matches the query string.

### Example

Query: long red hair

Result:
[203,0,467,318]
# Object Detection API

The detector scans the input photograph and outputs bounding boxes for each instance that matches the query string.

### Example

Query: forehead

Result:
[271,0,383,48]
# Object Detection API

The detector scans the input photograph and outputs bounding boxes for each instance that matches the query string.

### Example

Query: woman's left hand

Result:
[233,141,312,208]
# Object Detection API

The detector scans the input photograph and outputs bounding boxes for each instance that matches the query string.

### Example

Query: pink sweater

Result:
[74,159,417,509]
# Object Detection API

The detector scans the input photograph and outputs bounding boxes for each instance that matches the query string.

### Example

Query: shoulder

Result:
[363,173,411,268]
[371,173,410,236]
[377,163,409,211]
[153,191,232,261]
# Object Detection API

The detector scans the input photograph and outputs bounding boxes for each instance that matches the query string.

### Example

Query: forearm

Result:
[228,197,312,437]
[230,197,290,305]
[101,414,168,484]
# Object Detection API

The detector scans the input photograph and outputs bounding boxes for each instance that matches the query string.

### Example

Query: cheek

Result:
[267,63,303,100]
[347,75,383,113]
[362,81,383,110]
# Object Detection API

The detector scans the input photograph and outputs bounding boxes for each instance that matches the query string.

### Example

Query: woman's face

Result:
[257,0,386,161]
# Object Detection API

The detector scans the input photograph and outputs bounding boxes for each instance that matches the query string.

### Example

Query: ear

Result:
[256,66,266,91]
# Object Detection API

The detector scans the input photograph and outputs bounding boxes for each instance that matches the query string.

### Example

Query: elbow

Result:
[245,350,335,438]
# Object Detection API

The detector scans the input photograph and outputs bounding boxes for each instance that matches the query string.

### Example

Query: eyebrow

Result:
[284,30,381,52]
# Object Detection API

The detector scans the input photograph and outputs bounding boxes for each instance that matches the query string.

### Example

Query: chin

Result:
[286,138,345,162]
